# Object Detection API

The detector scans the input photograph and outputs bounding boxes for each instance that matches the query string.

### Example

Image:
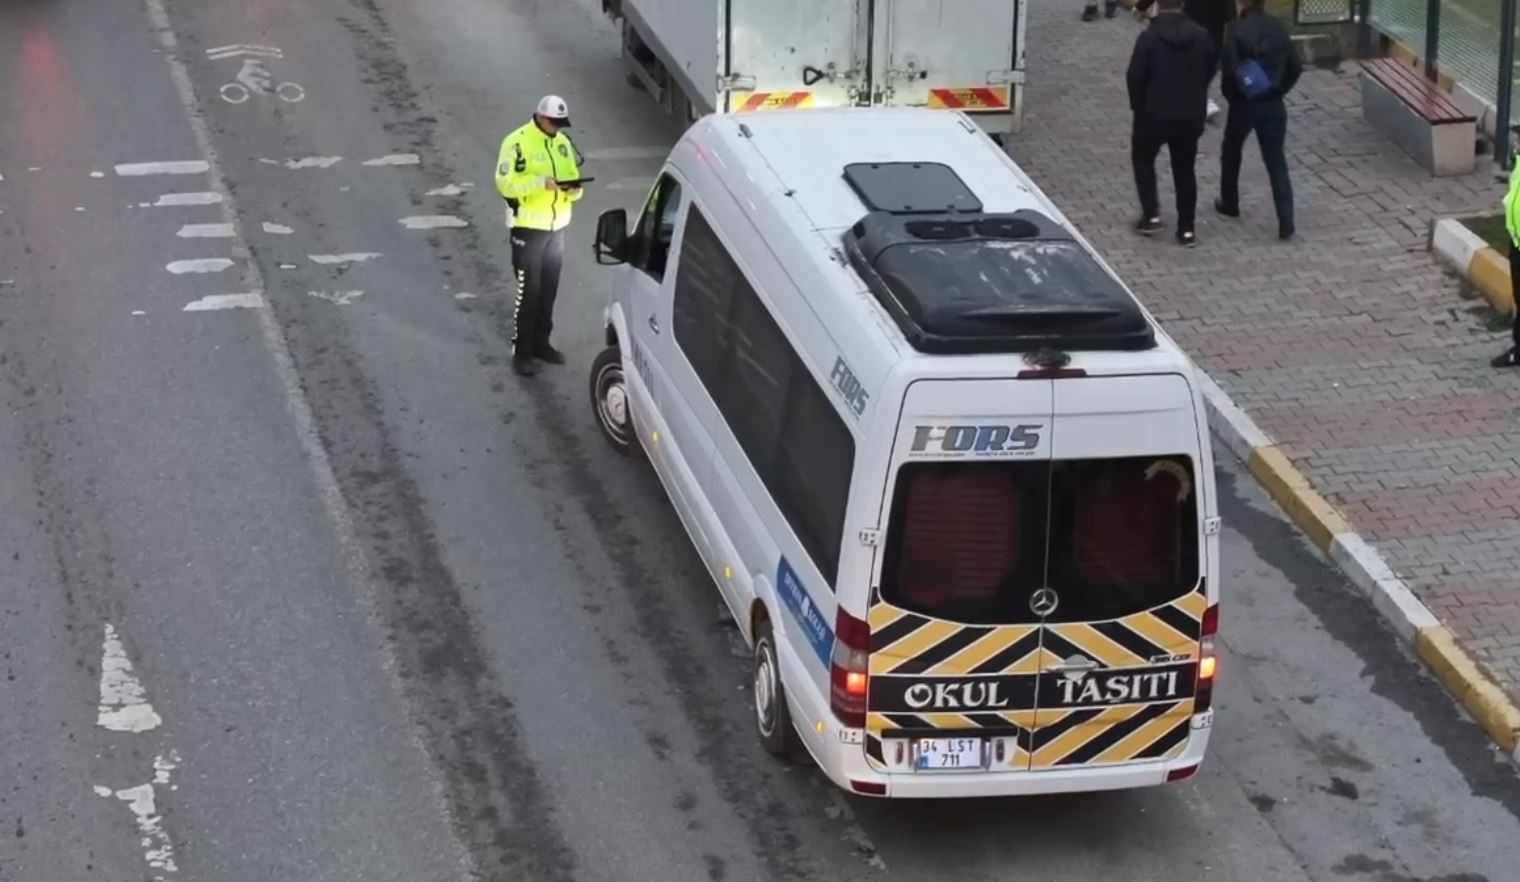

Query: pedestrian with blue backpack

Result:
[1215,0,1303,241]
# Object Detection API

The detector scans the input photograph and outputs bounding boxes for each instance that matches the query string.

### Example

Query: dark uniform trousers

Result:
[510,227,565,354]
[1219,98,1294,230]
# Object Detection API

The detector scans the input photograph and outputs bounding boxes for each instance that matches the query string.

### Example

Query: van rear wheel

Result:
[590,346,635,456]
[753,620,801,758]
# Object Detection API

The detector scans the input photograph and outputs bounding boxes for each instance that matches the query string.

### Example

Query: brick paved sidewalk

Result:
[1013,0,1520,703]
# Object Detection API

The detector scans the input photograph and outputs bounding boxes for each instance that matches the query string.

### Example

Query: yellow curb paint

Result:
[1467,247,1517,317]
[1246,446,1350,552]
[1415,627,1520,753]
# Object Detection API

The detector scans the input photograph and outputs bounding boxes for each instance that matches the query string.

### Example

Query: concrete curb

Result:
[1196,369,1520,767]
[1430,216,1516,317]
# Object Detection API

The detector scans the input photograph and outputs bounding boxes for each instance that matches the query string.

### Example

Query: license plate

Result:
[913,737,985,771]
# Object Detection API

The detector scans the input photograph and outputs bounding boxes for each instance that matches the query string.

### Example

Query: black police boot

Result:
[1081,4,1100,20]
[536,343,567,366]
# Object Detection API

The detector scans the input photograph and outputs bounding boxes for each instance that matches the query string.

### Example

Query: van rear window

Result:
[880,456,1199,625]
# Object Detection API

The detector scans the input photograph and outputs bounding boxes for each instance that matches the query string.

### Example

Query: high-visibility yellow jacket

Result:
[495,120,584,232]
[1506,159,1520,249]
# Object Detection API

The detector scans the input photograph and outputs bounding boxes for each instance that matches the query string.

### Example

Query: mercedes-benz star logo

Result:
[1029,587,1059,617]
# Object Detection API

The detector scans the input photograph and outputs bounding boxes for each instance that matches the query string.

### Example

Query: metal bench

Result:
[1359,57,1477,177]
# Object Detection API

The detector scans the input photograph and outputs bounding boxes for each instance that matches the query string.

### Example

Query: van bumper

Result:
[808,717,1214,800]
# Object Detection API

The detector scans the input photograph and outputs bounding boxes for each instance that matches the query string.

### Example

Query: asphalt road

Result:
[0,0,1517,880]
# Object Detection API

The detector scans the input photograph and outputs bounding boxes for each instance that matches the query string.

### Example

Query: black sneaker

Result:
[1104,1,1119,16]
[1214,198,1240,218]
[512,354,539,376]
[1081,5,1100,21]
[536,344,567,366]
[1176,230,1197,248]
[1135,217,1163,236]
[1492,347,1520,368]
[1278,222,1295,242]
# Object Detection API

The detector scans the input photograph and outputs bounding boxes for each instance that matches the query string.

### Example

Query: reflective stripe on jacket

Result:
[494,120,584,231]
[1506,160,1520,249]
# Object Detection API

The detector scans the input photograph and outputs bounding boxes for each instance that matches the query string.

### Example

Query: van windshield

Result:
[879,455,1200,625]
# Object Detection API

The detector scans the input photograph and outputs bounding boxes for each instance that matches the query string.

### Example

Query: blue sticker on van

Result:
[777,557,834,667]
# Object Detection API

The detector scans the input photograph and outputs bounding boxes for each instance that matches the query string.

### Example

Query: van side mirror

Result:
[594,208,629,265]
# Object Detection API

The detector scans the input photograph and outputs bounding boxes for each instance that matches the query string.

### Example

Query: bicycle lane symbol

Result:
[207,44,305,104]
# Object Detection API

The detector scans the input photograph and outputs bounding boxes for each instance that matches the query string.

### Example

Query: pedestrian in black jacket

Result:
[1214,0,1303,240]
[1136,0,1235,120]
[1126,0,1218,246]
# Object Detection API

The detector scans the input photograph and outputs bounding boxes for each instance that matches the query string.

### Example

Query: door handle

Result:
[1047,657,1099,674]
[648,315,660,334]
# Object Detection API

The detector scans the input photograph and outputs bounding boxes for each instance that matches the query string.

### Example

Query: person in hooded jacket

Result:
[1214,0,1302,241]
[1134,0,1235,120]
[1126,0,1217,246]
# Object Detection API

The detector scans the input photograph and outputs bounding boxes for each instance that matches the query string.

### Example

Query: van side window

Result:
[672,206,855,587]
[631,174,683,281]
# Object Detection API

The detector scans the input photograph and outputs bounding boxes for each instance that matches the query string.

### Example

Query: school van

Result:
[586,106,1221,798]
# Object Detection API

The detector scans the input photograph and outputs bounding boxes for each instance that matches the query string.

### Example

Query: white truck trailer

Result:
[599,0,1028,141]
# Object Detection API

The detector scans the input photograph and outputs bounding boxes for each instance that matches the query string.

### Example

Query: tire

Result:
[589,346,636,456]
[753,619,800,758]
[989,132,1007,148]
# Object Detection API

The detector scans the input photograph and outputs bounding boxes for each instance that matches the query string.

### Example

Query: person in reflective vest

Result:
[1493,124,1520,369]
[495,95,585,377]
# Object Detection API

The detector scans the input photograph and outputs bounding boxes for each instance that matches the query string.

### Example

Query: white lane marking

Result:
[607,178,654,191]
[176,223,235,238]
[399,215,468,230]
[363,153,421,167]
[152,192,222,207]
[114,783,179,874]
[277,262,298,270]
[92,786,113,797]
[75,206,86,212]
[183,293,264,312]
[97,624,162,733]
[90,171,105,178]
[262,222,294,235]
[425,183,474,196]
[166,258,234,275]
[308,252,380,265]
[146,4,482,876]
[308,290,364,305]
[114,160,209,177]
[453,292,477,300]
[206,43,282,60]
[154,750,182,787]
[132,310,147,316]
[28,167,41,172]
[583,146,668,161]
[260,156,342,170]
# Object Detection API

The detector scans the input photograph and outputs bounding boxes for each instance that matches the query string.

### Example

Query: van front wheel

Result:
[753,620,799,757]
[590,346,636,456]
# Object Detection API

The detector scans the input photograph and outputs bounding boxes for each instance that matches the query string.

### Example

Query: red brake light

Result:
[1195,603,1219,713]
[1167,764,1200,783]
[831,609,870,728]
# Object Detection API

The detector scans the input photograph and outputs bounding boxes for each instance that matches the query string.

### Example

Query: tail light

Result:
[1194,603,1219,713]
[830,608,870,728]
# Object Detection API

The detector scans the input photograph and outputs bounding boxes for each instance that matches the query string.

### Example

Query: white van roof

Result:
[671,107,1194,382]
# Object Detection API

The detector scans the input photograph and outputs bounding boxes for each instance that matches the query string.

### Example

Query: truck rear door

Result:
[869,0,1019,117]
[725,0,866,112]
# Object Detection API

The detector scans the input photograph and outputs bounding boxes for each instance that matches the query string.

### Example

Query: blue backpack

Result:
[1235,57,1273,99]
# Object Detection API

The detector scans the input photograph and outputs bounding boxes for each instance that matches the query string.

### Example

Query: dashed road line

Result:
[307,289,364,305]
[309,252,381,265]
[97,623,162,734]
[363,153,421,167]
[425,183,474,196]
[399,215,468,230]
[183,292,264,311]
[262,222,294,235]
[115,160,210,177]
[150,192,223,207]
[167,258,235,274]
[260,156,343,170]
[177,223,235,238]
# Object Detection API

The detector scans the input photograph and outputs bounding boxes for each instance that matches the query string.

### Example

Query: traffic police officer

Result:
[495,95,585,376]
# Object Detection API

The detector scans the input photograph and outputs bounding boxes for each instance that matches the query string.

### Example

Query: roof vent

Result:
[842,162,982,215]
[843,208,1157,355]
